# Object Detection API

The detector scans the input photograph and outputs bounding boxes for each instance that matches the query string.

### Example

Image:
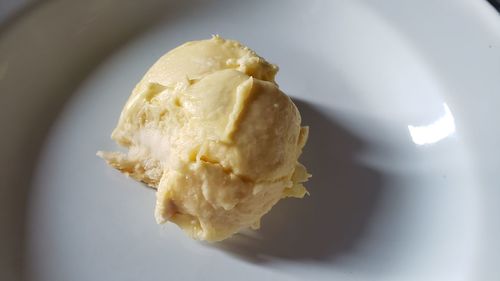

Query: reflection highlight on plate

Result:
[408,103,456,146]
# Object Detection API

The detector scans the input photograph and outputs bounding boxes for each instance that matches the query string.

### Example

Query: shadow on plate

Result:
[214,100,384,263]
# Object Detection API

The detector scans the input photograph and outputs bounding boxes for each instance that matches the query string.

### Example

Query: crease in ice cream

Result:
[98,35,310,242]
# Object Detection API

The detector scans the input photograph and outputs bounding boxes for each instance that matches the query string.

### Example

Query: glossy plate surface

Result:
[1,1,499,280]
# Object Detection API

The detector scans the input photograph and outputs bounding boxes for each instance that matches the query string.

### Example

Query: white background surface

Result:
[1,1,500,280]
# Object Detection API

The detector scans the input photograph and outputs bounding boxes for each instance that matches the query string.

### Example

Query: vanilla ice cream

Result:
[98,36,310,241]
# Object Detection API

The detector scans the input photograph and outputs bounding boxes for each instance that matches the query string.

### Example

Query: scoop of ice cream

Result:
[98,36,310,241]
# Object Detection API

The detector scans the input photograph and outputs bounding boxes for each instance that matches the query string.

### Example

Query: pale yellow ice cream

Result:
[98,36,310,241]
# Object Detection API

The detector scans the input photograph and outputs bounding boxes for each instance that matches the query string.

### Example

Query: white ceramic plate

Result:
[1,1,500,280]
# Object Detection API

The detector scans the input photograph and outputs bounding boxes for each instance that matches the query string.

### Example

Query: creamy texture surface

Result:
[98,36,310,241]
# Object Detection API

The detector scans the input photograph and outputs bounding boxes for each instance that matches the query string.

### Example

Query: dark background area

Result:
[488,0,500,11]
